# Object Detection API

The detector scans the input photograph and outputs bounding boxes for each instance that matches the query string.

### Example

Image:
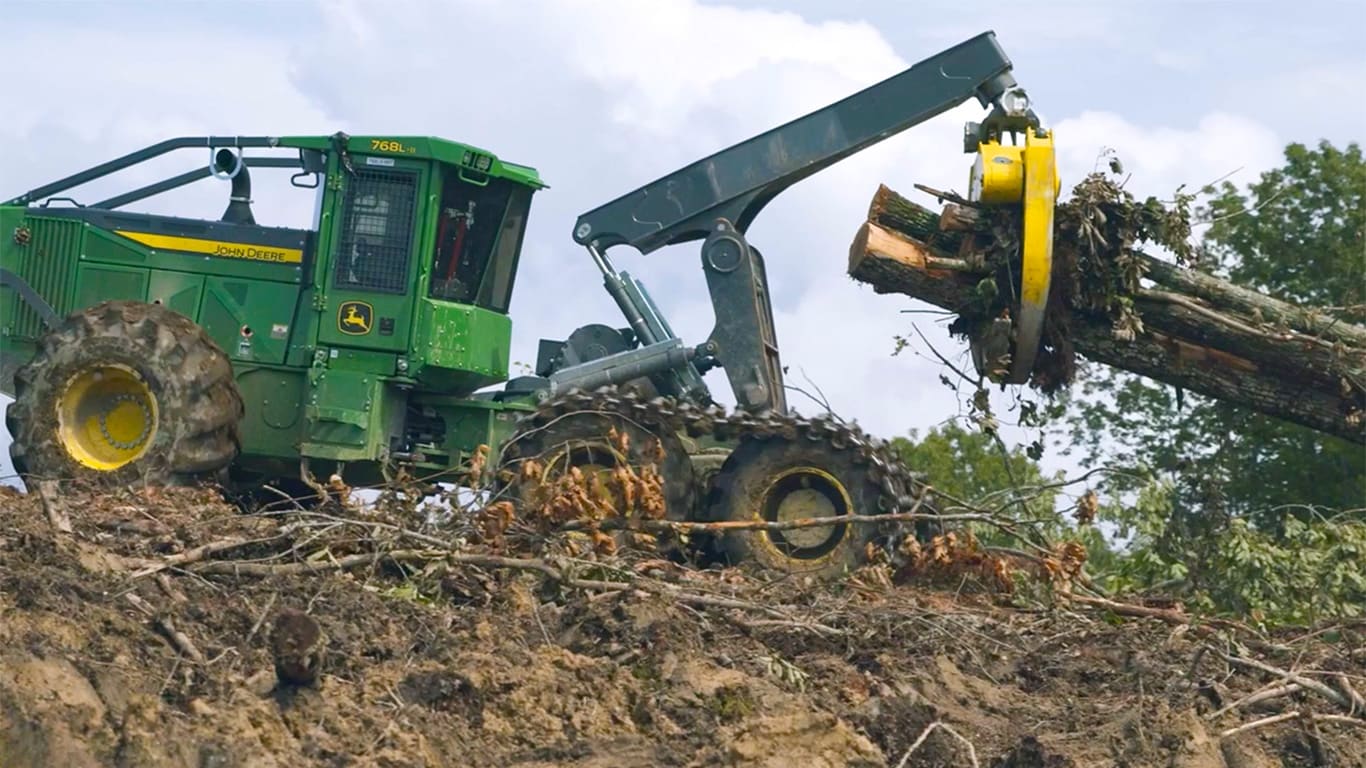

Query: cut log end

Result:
[939,203,980,233]
[848,221,873,274]
[849,221,934,272]
[850,221,969,274]
[866,183,894,222]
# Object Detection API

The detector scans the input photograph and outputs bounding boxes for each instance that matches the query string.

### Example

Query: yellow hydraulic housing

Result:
[968,129,1060,384]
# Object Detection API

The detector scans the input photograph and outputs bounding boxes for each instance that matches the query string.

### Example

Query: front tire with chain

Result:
[495,388,928,576]
[497,401,697,524]
[706,435,882,578]
[7,300,244,487]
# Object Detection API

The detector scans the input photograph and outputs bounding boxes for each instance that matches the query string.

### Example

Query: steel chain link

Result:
[501,387,930,521]
[98,393,152,451]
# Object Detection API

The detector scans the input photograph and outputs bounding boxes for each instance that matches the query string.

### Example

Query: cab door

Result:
[317,157,427,352]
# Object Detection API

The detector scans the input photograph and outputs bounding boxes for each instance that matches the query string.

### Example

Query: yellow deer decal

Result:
[338,301,373,335]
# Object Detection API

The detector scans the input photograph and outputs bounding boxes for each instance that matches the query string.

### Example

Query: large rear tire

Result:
[0,353,20,398]
[6,300,244,487]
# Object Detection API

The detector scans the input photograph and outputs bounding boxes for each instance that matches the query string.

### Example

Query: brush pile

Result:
[1,457,1363,766]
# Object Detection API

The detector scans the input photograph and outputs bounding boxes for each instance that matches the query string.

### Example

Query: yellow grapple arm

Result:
[966,120,1060,385]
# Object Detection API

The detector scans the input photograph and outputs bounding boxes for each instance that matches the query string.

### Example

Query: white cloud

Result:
[1153,49,1203,73]
[1053,111,1283,199]
[913,4,1125,48]
[0,26,332,228]
[551,2,902,139]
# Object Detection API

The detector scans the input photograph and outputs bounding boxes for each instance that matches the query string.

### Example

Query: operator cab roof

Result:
[280,134,547,190]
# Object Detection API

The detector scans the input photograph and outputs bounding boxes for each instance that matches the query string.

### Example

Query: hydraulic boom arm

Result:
[561,31,1046,414]
[572,32,1023,254]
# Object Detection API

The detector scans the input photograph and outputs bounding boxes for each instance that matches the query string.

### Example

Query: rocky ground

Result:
[0,483,1363,767]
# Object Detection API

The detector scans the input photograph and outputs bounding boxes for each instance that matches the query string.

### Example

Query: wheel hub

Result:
[554,442,620,492]
[57,365,158,470]
[760,466,852,559]
[513,434,632,514]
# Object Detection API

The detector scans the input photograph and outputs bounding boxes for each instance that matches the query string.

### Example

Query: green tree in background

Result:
[1062,140,1365,526]
[1211,141,1363,306]
[893,421,1059,517]
[1055,140,1366,622]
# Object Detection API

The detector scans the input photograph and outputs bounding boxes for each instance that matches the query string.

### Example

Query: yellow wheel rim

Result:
[56,364,158,471]
[757,466,853,559]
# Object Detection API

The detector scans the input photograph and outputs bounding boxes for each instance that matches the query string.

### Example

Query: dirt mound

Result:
[0,484,1362,766]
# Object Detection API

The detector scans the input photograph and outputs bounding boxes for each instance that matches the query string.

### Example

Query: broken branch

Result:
[125,592,207,665]
[129,536,259,579]
[36,480,72,534]
[896,721,980,768]
[1213,649,1355,713]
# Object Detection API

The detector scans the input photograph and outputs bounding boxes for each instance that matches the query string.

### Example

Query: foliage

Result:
[892,420,1060,518]
[1057,140,1366,624]
[483,427,668,556]
[1098,475,1366,625]
[892,410,1366,626]
[1053,160,1197,337]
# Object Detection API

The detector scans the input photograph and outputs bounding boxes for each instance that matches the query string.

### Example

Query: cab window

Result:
[429,171,530,312]
[476,186,531,312]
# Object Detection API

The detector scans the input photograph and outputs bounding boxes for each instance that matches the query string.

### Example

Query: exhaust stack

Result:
[214,148,255,225]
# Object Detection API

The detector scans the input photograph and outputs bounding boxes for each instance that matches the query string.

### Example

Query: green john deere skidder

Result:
[0,31,1059,576]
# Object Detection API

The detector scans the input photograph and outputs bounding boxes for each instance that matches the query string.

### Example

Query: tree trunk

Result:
[848,185,1366,445]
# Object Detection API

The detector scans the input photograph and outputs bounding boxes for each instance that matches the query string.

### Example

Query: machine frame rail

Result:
[3,136,316,209]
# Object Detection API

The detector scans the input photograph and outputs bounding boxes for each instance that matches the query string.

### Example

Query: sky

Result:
[2,0,1362,491]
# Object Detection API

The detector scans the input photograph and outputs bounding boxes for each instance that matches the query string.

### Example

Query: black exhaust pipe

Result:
[214,148,256,225]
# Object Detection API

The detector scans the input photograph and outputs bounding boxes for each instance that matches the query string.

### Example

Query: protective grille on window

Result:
[334,169,417,294]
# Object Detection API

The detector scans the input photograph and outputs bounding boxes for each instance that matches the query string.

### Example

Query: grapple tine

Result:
[1006,129,1059,384]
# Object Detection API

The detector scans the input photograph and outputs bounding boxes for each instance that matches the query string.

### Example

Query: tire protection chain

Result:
[498,387,932,544]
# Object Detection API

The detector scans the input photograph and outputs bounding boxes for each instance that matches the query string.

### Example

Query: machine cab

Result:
[316,137,544,392]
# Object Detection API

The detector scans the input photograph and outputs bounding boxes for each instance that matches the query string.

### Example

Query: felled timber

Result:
[848,185,1366,444]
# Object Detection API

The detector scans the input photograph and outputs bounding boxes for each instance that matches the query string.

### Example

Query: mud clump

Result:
[0,484,1362,766]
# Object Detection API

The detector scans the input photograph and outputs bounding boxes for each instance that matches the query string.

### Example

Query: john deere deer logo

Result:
[338,301,373,335]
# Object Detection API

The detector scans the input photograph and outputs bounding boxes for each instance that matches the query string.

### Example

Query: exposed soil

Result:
[1,484,1363,767]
